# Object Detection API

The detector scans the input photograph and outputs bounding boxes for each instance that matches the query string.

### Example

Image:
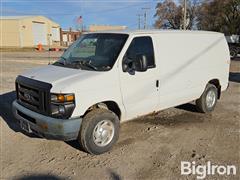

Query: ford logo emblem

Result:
[24,93,31,101]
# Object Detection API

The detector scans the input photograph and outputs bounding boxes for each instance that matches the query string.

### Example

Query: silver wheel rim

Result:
[92,120,115,147]
[206,90,216,108]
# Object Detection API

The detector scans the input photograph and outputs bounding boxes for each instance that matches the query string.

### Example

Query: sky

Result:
[1,0,161,30]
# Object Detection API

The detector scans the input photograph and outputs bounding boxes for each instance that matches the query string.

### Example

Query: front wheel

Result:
[78,108,120,155]
[196,84,218,113]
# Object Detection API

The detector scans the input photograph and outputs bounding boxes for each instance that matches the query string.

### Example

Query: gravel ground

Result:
[0,52,239,180]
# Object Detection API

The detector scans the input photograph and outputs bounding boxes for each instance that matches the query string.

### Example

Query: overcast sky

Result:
[1,0,160,30]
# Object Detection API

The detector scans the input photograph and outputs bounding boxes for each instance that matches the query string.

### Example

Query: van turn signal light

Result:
[55,94,75,102]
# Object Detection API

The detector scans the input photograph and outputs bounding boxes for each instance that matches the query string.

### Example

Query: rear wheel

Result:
[196,84,218,113]
[230,46,238,59]
[78,108,120,155]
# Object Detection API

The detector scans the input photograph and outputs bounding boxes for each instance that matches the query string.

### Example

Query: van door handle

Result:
[156,80,159,88]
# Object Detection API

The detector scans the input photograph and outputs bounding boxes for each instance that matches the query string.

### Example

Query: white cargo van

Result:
[13,30,230,154]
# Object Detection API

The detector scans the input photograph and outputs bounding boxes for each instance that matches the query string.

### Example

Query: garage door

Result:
[32,22,47,45]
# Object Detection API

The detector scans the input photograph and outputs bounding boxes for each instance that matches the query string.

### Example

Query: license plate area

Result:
[20,120,32,133]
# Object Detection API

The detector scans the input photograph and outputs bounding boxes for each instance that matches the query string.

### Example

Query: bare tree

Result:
[154,0,182,29]
[154,0,199,30]
[197,0,240,34]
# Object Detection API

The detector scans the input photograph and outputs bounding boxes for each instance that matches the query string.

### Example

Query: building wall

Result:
[89,25,127,32]
[18,17,35,47]
[60,28,82,46]
[0,16,60,47]
[0,20,20,47]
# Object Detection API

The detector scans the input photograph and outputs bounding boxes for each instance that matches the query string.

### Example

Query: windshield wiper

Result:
[53,57,67,66]
[60,57,67,64]
[70,60,98,71]
[54,61,64,65]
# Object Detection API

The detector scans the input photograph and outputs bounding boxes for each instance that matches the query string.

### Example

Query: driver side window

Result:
[125,36,155,68]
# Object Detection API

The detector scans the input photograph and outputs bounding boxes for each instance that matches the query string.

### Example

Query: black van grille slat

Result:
[18,93,40,107]
[18,86,39,98]
[43,92,47,111]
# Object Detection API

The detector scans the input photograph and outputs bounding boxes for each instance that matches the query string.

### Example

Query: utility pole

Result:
[137,14,142,29]
[142,7,150,29]
[183,0,187,30]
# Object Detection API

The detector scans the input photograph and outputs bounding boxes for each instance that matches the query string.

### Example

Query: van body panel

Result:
[152,33,229,111]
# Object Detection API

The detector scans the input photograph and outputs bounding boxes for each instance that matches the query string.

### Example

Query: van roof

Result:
[86,29,222,35]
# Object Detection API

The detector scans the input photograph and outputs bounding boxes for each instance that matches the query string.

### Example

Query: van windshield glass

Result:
[53,33,129,71]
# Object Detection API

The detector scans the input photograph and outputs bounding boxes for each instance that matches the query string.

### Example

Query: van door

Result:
[119,36,159,120]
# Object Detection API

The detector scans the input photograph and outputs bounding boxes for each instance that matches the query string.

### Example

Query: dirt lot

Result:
[0,51,239,180]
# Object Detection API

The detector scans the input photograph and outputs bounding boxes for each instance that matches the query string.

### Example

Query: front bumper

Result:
[12,100,81,141]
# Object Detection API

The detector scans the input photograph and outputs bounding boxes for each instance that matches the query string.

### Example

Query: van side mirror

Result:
[122,57,133,72]
[122,54,148,73]
[134,54,148,72]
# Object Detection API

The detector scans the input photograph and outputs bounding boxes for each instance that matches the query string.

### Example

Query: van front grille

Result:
[16,76,52,115]
[18,83,41,111]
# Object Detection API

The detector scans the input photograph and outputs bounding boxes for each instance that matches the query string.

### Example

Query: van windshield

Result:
[53,33,129,71]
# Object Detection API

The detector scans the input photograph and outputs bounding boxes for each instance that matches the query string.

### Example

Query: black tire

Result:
[230,47,238,59]
[196,84,218,113]
[78,108,120,155]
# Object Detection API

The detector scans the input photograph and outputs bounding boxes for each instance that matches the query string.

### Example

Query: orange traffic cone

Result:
[37,43,43,51]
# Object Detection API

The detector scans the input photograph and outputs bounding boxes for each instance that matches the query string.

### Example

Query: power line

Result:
[2,2,150,16]
[86,2,149,15]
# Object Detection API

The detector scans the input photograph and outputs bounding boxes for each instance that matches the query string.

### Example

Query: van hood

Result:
[21,65,103,91]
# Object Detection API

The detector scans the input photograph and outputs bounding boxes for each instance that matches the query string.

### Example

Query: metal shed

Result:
[0,16,60,47]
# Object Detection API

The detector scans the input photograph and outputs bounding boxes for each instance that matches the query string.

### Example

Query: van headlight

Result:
[50,93,75,119]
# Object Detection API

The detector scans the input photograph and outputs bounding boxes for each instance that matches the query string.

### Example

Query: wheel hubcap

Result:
[93,120,114,147]
[206,90,216,108]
